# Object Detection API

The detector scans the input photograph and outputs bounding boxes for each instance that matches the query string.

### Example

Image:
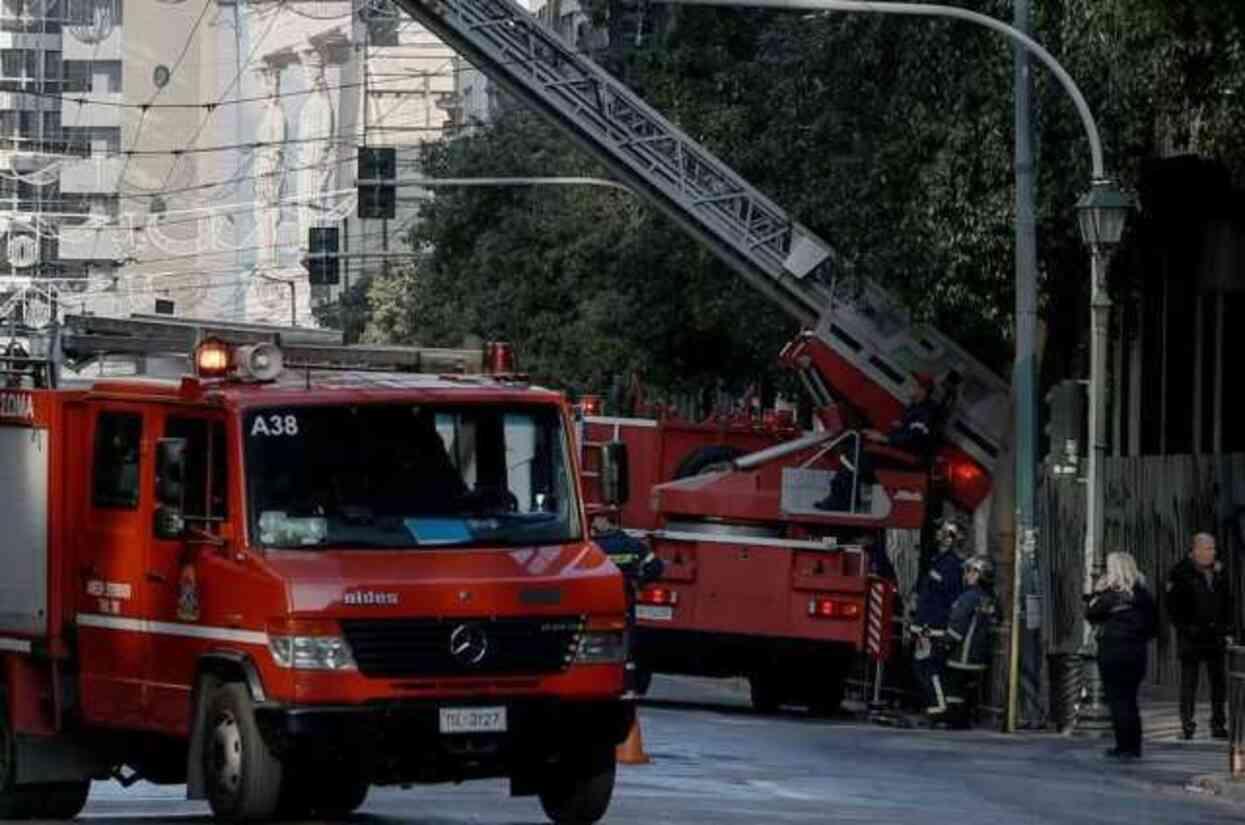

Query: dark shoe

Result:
[1181,725,1196,741]
[1212,727,1229,740]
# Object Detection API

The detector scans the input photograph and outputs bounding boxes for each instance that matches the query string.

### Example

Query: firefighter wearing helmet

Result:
[933,555,999,728]
[911,518,967,718]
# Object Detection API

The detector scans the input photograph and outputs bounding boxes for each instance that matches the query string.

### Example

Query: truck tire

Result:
[748,672,783,714]
[538,747,616,825]
[673,445,745,479]
[30,781,91,820]
[633,664,653,696]
[806,674,847,717]
[202,682,284,821]
[0,700,33,819]
[309,778,369,817]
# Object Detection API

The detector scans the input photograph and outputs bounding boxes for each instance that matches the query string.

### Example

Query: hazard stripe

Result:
[77,614,269,646]
[0,636,31,654]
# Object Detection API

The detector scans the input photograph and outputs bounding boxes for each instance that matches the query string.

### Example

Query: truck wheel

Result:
[309,778,369,817]
[633,664,653,696]
[538,747,616,825]
[806,675,846,717]
[30,781,91,819]
[203,682,283,821]
[0,697,39,820]
[673,445,745,479]
[748,672,783,714]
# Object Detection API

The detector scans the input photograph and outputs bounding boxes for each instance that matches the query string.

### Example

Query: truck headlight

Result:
[575,630,627,664]
[267,619,357,671]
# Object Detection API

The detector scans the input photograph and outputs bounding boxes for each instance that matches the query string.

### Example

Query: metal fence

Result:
[1039,453,1245,692]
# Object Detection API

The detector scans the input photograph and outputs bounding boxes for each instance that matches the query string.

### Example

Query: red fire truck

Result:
[0,315,631,822]
[581,322,1004,712]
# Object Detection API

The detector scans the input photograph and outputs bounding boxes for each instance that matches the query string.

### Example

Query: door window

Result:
[164,417,228,520]
[92,412,141,509]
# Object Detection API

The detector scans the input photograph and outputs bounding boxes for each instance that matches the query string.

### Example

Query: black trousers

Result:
[1180,647,1227,730]
[1098,650,1146,756]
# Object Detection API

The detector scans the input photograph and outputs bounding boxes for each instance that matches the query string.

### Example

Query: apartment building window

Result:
[44,51,61,81]
[62,60,121,93]
[1,49,37,81]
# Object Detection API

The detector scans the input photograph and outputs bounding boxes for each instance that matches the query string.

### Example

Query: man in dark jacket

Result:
[1166,533,1234,739]
[936,555,997,728]
[911,520,966,717]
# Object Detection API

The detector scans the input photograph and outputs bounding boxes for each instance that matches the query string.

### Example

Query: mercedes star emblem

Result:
[449,623,489,666]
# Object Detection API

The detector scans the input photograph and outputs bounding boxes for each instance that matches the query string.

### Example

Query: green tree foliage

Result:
[365,0,1245,395]
[365,113,791,399]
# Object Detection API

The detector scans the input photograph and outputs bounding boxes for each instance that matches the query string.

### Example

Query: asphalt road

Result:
[79,676,1238,825]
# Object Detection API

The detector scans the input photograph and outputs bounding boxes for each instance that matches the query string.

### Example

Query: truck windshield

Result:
[244,403,581,549]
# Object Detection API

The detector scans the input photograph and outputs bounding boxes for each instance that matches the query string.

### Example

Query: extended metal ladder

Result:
[390,0,1008,467]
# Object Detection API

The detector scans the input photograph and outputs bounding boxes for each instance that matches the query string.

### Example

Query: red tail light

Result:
[579,394,603,416]
[638,587,678,606]
[808,596,861,620]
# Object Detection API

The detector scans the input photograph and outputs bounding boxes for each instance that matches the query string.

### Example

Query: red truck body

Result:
[580,332,996,712]
[0,324,629,822]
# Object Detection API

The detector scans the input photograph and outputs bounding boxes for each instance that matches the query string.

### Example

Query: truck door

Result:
[77,406,151,728]
[143,412,231,734]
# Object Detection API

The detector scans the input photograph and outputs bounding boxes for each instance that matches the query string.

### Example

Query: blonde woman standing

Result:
[1086,552,1158,760]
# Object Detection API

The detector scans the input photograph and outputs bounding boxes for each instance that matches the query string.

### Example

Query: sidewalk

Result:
[1139,694,1245,802]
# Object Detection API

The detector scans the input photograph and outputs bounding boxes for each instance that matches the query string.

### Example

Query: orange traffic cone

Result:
[616,713,651,765]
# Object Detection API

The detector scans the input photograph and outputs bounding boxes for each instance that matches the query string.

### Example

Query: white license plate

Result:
[636,605,674,622]
[439,706,507,734]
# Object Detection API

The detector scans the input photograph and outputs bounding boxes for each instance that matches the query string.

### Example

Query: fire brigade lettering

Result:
[85,580,132,600]
[0,391,33,420]
[251,414,299,437]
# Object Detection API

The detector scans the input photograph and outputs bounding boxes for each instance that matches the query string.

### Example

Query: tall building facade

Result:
[1,0,469,329]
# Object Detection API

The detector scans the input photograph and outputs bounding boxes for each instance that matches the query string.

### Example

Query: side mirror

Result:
[600,441,630,507]
[155,438,187,539]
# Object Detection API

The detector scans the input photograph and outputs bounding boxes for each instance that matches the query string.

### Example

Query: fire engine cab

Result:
[0,315,630,822]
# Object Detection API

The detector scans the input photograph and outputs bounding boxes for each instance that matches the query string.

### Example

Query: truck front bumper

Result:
[254,697,633,786]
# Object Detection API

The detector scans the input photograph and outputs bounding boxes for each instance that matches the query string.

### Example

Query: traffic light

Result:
[1043,379,1087,476]
[306,226,340,286]
[357,146,396,219]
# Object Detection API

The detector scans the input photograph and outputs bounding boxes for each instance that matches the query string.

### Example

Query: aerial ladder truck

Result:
[388,0,1009,712]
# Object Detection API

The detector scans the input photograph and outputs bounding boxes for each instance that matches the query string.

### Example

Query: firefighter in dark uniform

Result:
[593,518,663,694]
[911,519,966,717]
[861,372,940,458]
[816,373,940,512]
[936,555,997,728]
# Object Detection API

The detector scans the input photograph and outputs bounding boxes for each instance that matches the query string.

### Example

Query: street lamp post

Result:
[660,0,1131,731]
[1074,180,1134,728]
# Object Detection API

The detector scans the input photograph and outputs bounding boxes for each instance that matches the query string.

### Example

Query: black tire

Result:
[633,664,653,697]
[538,747,616,825]
[0,698,33,819]
[309,778,369,817]
[29,781,91,820]
[748,672,783,714]
[806,675,847,718]
[673,445,745,479]
[202,682,284,821]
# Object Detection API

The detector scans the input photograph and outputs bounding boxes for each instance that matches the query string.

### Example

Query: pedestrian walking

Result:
[1086,551,1158,760]
[1166,532,1234,739]
[910,519,966,718]
[935,555,997,729]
